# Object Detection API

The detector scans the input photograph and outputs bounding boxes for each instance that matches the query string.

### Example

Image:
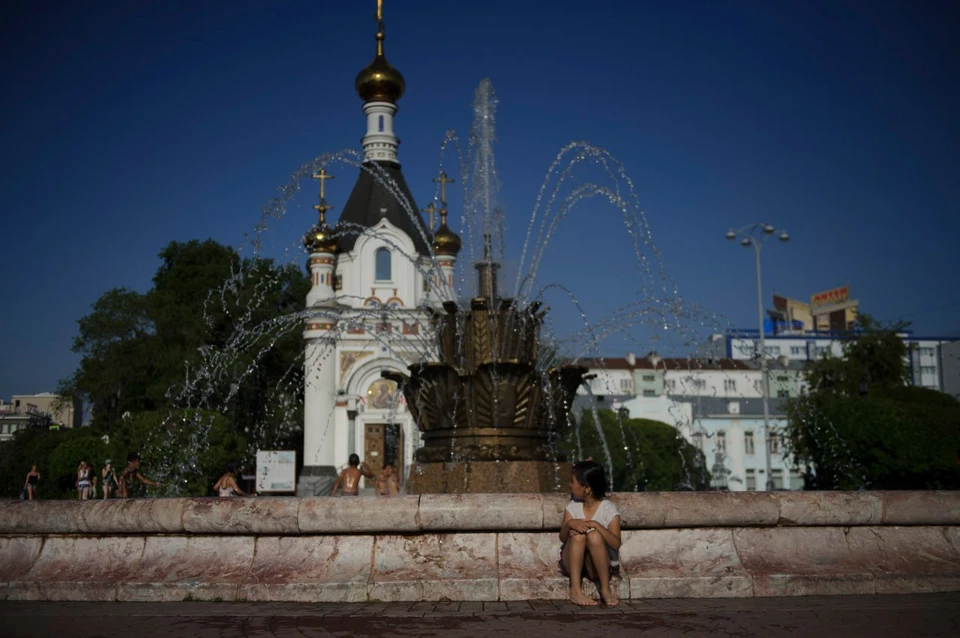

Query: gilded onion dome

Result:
[355,25,405,103]
[304,209,338,254]
[432,209,461,256]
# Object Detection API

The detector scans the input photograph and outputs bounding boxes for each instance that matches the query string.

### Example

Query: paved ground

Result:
[1,593,958,637]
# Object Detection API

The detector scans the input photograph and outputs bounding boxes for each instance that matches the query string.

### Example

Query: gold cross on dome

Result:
[377,0,383,21]
[421,201,437,230]
[312,169,334,215]
[312,168,334,200]
[432,170,454,206]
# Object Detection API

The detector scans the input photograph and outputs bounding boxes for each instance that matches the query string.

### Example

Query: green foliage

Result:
[4,238,310,498]
[786,315,960,490]
[0,427,72,498]
[569,408,710,492]
[133,410,247,496]
[805,314,909,397]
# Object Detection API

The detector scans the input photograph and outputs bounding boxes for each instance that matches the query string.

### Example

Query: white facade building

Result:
[715,330,958,392]
[297,14,461,495]
[574,355,802,491]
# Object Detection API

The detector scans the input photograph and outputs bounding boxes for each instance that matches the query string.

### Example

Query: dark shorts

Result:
[558,542,620,578]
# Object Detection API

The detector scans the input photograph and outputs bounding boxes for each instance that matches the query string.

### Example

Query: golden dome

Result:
[432,210,461,256]
[355,32,405,103]
[304,209,338,254]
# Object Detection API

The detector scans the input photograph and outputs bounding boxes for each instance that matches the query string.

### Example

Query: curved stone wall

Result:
[1,491,958,602]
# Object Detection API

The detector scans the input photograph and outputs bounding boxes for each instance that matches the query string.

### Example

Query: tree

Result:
[19,238,311,497]
[786,314,960,490]
[569,408,710,492]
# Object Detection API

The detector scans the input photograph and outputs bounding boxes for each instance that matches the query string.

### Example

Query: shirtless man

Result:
[117,452,162,498]
[331,454,374,496]
[375,464,400,496]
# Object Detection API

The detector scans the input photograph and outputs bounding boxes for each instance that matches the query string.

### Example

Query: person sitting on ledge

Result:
[558,460,622,607]
[375,464,400,496]
[331,453,373,497]
[213,463,249,497]
[117,452,162,498]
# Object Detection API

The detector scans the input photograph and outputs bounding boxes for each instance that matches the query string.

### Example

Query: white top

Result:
[565,498,621,528]
[564,499,621,567]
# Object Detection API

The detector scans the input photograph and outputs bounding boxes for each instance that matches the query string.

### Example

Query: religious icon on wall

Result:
[367,379,398,410]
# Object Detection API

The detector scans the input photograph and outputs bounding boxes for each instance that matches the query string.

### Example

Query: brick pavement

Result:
[1,593,958,637]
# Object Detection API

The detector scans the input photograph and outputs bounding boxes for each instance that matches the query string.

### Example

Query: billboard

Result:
[256,450,297,493]
[811,285,850,310]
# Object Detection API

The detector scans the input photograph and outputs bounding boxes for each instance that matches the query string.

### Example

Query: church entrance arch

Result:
[347,358,416,489]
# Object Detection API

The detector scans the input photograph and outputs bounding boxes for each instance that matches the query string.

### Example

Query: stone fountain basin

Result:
[1,491,959,602]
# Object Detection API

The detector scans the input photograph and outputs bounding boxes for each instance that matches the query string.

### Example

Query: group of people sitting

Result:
[331,454,400,497]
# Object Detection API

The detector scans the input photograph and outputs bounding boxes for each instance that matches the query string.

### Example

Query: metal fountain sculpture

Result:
[383,236,588,494]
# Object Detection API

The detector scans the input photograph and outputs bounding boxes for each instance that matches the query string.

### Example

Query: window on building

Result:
[919,347,935,357]
[378,114,384,132]
[692,379,706,389]
[920,366,936,376]
[620,378,633,393]
[375,248,391,280]
[642,374,655,382]
[665,379,676,391]
[744,431,755,455]
[643,389,656,397]
[745,469,756,491]
[768,431,781,455]
[771,469,784,490]
[723,379,736,392]
[692,432,704,450]
[717,431,726,453]
[765,345,781,355]
[790,346,804,356]
[777,389,790,398]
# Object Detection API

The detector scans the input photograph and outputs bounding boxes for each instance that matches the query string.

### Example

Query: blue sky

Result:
[2,0,958,398]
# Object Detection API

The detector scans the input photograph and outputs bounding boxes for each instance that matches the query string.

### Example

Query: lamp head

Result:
[763,224,775,234]
[740,238,751,247]
[725,230,736,241]
[779,231,790,242]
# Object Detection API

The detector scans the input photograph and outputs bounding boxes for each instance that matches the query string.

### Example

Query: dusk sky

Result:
[2,0,958,399]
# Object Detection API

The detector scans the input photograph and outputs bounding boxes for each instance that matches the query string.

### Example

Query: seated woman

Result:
[213,463,249,497]
[558,460,622,607]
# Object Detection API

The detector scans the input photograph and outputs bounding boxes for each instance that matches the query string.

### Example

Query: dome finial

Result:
[431,171,461,257]
[304,169,338,253]
[355,0,405,103]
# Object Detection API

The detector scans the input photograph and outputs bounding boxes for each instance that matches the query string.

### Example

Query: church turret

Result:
[430,170,461,304]
[304,169,338,308]
[301,169,340,496]
[355,0,404,164]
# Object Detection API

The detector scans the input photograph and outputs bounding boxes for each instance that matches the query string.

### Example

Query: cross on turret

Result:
[421,201,437,231]
[312,169,334,216]
[432,170,454,207]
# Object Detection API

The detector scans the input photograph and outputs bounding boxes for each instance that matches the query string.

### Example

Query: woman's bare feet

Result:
[600,587,620,607]
[570,591,599,606]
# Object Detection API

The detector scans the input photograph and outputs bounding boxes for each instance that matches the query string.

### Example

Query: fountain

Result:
[383,233,588,493]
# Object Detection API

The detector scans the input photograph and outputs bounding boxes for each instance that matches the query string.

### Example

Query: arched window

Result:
[375,248,391,281]
[378,114,384,132]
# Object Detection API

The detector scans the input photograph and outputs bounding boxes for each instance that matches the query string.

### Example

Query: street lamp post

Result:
[726,223,789,491]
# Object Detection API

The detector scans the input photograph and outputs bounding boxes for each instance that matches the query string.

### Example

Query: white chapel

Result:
[297,7,461,496]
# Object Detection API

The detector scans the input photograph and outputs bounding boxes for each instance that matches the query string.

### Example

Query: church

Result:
[297,6,461,496]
